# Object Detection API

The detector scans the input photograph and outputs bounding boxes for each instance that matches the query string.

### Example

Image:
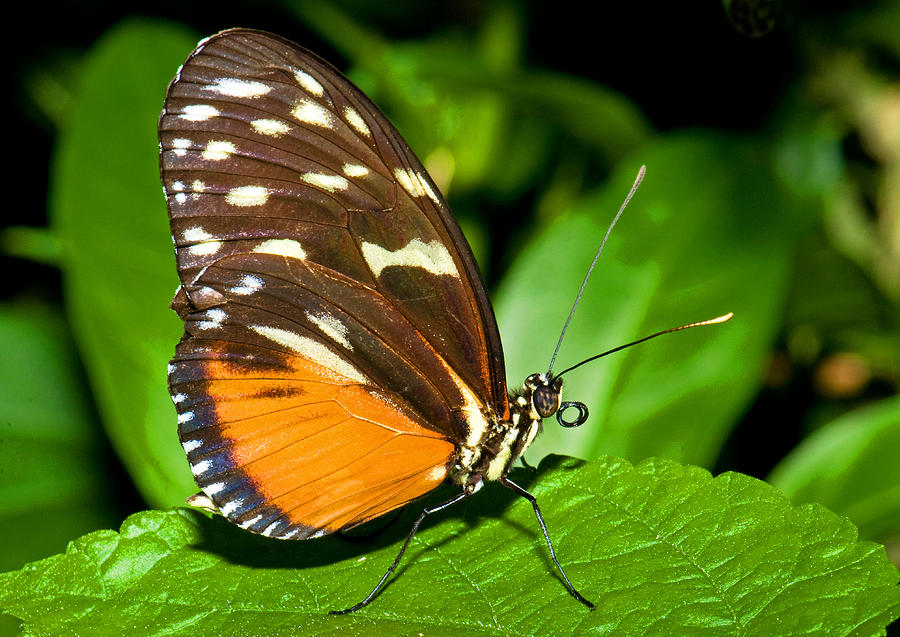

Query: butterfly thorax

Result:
[453,373,562,488]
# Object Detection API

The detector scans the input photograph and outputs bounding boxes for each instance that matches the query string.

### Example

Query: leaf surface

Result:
[770,395,900,542]
[2,457,897,636]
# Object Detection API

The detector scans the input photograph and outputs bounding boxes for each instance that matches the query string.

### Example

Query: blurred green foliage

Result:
[1,0,899,632]
[0,301,118,572]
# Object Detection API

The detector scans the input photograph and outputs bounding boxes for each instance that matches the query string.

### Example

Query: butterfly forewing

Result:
[160,29,507,537]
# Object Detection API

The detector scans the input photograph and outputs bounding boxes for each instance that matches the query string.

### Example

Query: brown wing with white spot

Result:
[159,29,508,431]
[169,251,461,537]
[159,30,509,536]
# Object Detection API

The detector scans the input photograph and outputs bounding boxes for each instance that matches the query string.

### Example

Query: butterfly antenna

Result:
[547,165,647,376]
[554,313,734,379]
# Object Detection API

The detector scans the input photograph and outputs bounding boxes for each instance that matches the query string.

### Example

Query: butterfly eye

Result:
[557,401,589,428]
[532,384,561,418]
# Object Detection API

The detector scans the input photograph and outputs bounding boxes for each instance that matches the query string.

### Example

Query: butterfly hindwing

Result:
[170,321,455,538]
[160,29,508,535]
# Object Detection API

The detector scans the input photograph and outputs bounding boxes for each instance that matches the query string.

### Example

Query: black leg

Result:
[329,490,471,615]
[500,476,596,610]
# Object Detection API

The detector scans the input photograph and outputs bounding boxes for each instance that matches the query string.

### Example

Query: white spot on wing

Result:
[261,520,283,537]
[204,481,226,496]
[180,104,220,121]
[343,106,370,137]
[294,69,324,96]
[171,181,188,203]
[306,311,352,350]
[427,465,448,483]
[183,227,214,243]
[300,172,348,192]
[231,274,264,296]
[182,439,202,453]
[178,411,194,424]
[394,168,441,205]
[197,308,226,330]
[220,498,245,517]
[249,325,367,384]
[172,393,186,404]
[361,238,459,278]
[195,286,219,300]
[202,140,236,161]
[204,78,271,98]
[291,99,333,128]
[239,515,263,530]
[418,175,441,205]
[191,459,211,477]
[438,357,489,449]
[253,239,306,260]
[225,185,269,207]
[342,163,368,177]
[172,138,191,156]
[187,240,222,257]
[251,118,290,137]
[207,308,227,323]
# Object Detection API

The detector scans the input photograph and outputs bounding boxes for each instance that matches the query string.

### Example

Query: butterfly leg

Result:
[500,476,596,610]
[329,490,471,615]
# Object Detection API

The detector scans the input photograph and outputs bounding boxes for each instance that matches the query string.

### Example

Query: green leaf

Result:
[0,226,61,266]
[2,457,897,635]
[785,230,883,337]
[482,69,651,160]
[50,20,199,507]
[0,300,117,573]
[496,132,802,467]
[769,395,900,542]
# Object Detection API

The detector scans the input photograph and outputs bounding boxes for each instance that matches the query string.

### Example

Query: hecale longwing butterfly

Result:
[159,28,729,613]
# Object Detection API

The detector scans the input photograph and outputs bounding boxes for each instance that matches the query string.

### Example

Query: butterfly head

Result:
[523,373,589,429]
[465,373,587,484]
[525,373,562,418]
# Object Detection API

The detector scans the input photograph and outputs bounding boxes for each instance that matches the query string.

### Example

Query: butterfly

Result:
[159,28,724,614]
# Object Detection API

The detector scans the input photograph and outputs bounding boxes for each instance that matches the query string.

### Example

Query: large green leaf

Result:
[0,301,117,574]
[50,20,199,507]
[1,457,897,635]
[496,133,805,467]
[769,395,900,542]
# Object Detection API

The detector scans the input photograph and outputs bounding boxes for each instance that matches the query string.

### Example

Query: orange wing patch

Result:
[180,343,455,537]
